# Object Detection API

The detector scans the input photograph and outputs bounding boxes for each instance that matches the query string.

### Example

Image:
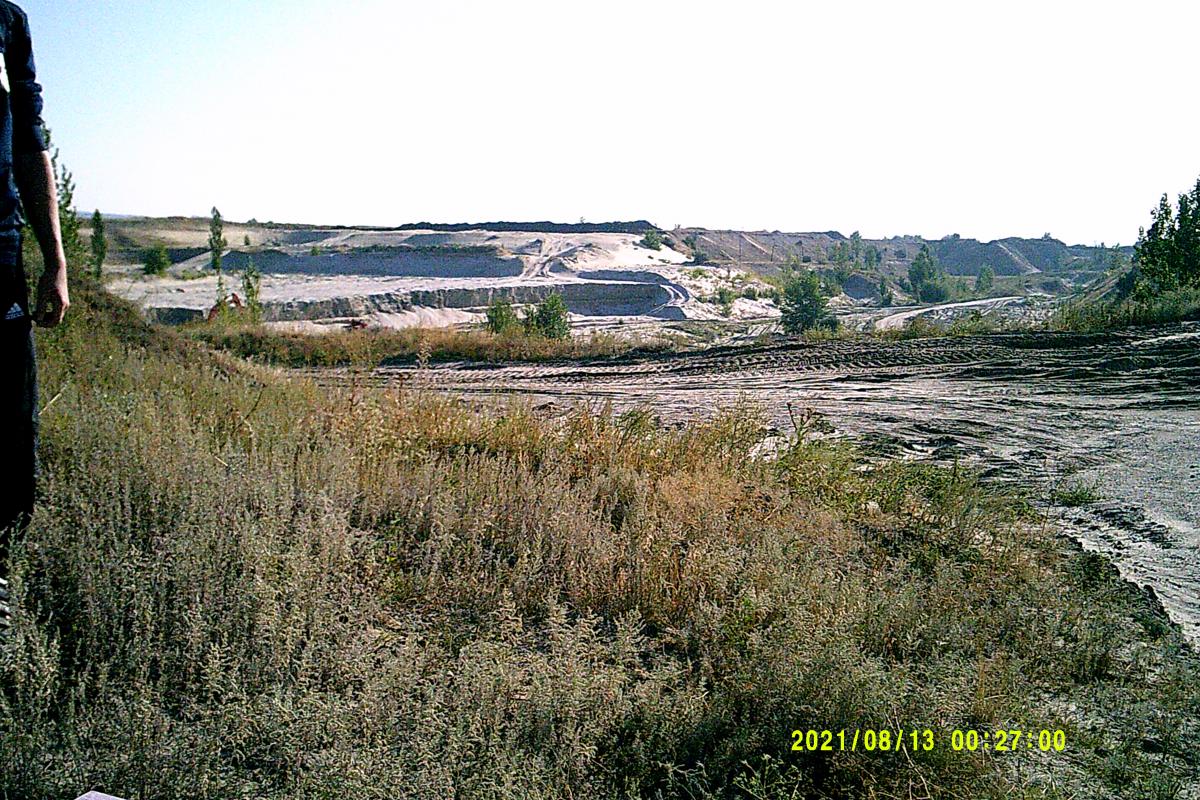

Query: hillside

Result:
[673,228,1130,280]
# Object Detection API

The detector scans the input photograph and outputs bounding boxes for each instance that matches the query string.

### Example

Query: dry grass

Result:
[1,278,1197,799]
[187,319,678,367]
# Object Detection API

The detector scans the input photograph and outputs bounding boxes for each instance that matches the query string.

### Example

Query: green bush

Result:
[142,244,171,276]
[639,229,664,250]
[485,296,520,335]
[524,292,571,340]
[779,270,831,333]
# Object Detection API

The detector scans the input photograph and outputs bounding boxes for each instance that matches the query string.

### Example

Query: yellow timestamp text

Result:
[790,729,1067,753]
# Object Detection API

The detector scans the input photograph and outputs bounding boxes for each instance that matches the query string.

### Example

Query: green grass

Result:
[1051,286,1200,332]
[1,275,1198,798]
[1052,480,1103,508]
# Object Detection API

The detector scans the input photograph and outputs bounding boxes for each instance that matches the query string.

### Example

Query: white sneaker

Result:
[0,577,10,631]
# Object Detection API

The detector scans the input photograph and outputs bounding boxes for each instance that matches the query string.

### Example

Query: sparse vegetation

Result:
[188,319,656,367]
[639,229,664,251]
[1051,286,1200,332]
[1052,480,1103,507]
[3,277,1197,798]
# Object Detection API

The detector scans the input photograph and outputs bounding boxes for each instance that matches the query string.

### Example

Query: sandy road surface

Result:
[317,323,1200,640]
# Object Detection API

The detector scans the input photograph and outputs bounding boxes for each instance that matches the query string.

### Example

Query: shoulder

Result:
[0,2,27,35]
[0,2,28,52]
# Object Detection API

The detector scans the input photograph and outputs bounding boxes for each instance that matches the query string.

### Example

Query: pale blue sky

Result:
[21,0,1200,244]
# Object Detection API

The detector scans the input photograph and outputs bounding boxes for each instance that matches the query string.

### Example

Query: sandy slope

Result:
[108,228,764,329]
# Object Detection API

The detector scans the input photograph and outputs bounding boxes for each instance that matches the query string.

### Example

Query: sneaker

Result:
[0,577,10,631]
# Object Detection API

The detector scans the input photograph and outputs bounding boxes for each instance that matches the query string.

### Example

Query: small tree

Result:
[779,269,828,333]
[908,244,947,302]
[1135,177,1200,293]
[241,256,263,323]
[209,206,228,301]
[524,292,570,339]
[975,265,995,294]
[89,209,107,279]
[639,230,663,251]
[485,296,520,334]
[143,244,170,275]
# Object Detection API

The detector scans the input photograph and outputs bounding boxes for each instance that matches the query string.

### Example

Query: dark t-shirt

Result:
[0,2,45,322]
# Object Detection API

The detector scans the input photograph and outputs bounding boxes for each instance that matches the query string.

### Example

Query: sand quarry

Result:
[107,227,787,332]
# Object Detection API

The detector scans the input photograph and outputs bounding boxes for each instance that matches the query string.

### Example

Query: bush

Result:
[778,270,830,333]
[639,230,664,251]
[1051,285,1200,331]
[524,292,571,340]
[917,280,950,303]
[142,244,170,276]
[485,296,521,335]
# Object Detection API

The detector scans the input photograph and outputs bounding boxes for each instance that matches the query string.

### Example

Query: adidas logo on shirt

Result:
[4,303,25,320]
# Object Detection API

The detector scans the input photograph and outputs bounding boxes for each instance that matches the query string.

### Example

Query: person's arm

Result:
[8,6,67,328]
[15,152,67,327]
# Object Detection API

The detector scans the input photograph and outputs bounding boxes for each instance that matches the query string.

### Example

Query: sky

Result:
[21,0,1200,245]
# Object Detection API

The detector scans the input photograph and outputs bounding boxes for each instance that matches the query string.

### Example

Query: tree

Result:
[908,244,947,303]
[241,256,263,323]
[143,244,170,276]
[485,296,520,334]
[524,292,571,339]
[89,209,107,279]
[778,269,829,333]
[975,265,995,294]
[1134,178,1200,293]
[209,206,228,301]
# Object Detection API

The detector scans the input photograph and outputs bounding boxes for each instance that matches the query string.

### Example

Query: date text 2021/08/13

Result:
[790,729,1067,754]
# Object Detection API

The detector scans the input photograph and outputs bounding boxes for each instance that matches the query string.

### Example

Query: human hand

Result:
[34,265,69,327]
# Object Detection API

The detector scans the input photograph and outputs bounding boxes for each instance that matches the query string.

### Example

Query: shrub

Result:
[142,244,170,276]
[778,270,830,333]
[639,229,664,250]
[485,296,521,335]
[523,292,571,340]
[1052,480,1102,507]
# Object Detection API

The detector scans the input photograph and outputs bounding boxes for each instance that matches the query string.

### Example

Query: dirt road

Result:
[329,323,1200,640]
